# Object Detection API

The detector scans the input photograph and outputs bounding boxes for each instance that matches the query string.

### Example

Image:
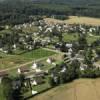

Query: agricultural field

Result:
[45,16,100,26]
[30,78,100,100]
[0,48,56,70]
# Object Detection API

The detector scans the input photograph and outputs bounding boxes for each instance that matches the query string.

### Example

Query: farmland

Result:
[30,78,100,100]
[45,16,100,26]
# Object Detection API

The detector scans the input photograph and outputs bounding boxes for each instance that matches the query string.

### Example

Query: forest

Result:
[0,0,100,25]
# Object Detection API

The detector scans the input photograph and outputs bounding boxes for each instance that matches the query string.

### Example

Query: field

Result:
[45,16,100,26]
[30,78,100,100]
[63,33,100,44]
[0,48,56,70]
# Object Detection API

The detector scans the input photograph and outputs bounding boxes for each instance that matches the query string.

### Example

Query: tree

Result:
[68,59,80,79]
[78,33,87,50]
[48,76,56,87]
[59,72,67,84]
[1,77,13,100]
[84,48,94,67]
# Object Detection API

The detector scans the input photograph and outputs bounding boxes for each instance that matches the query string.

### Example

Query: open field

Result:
[0,48,56,70]
[45,16,100,26]
[30,78,100,100]
[63,33,100,44]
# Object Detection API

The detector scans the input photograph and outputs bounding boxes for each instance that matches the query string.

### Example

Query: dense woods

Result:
[0,0,100,25]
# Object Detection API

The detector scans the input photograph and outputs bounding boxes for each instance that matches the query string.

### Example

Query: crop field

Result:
[45,16,100,26]
[30,78,100,100]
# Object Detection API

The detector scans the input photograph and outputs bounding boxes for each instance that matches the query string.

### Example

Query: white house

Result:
[31,77,44,86]
[17,67,29,74]
[35,68,42,73]
[31,62,38,69]
[13,44,17,50]
[18,68,21,74]
[46,58,52,64]
[60,67,66,73]
[32,90,38,95]
[66,43,72,48]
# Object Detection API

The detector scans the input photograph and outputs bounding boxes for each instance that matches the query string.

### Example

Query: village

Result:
[0,17,100,99]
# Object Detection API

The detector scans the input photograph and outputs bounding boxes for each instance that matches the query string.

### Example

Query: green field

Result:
[0,48,56,70]
[63,33,100,44]
[63,33,78,42]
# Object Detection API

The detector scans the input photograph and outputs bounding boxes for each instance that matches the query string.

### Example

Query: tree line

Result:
[0,0,100,25]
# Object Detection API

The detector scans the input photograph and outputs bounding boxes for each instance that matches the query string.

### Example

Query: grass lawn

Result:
[63,33,78,42]
[21,48,56,59]
[63,33,100,44]
[87,34,100,44]
[22,26,38,33]
[29,78,100,100]
[0,48,56,70]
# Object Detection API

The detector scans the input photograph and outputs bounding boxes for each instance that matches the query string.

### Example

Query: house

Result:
[66,43,73,48]
[17,67,29,74]
[32,90,38,95]
[31,77,44,86]
[0,71,8,83]
[60,67,67,73]
[31,62,38,69]
[35,68,42,73]
[5,25,9,29]
[46,58,55,64]
[46,58,52,64]
[13,44,17,50]
[80,64,87,71]
[24,71,45,87]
